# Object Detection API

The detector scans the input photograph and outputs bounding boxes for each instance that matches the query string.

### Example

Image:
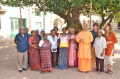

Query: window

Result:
[54,18,62,29]
[10,18,27,31]
[35,22,41,29]
[15,19,19,30]
[54,19,58,27]
[0,17,1,29]
[23,19,27,28]
[35,10,41,16]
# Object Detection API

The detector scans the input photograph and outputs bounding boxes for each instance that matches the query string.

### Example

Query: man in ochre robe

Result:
[76,23,93,72]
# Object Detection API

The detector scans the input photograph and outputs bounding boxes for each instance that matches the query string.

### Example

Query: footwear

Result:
[49,70,52,73]
[107,70,113,75]
[19,70,22,73]
[104,69,110,73]
[96,68,99,71]
[23,68,27,71]
[40,71,44,74]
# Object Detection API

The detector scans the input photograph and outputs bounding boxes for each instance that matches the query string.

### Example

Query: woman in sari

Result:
[28,30,40,70]
[59,27,69,70]
[39,34,52,73]
[68,28,77,67]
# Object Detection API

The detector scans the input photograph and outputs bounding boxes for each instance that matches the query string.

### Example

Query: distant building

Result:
[0,5,66,38]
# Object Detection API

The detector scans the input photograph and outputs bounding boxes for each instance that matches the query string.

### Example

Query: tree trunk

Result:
[55,7,82,32]
[19,0,23,28]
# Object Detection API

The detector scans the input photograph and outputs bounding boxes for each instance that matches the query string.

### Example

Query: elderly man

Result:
[93,29,106,74]
[14,27,28,73]
[76,23,93,72]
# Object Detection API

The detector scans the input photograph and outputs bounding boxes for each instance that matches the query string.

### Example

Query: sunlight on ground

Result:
[0,46,9,49]
[23,77,28,79]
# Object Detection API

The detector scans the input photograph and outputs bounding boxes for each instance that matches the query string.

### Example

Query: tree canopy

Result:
[1,0,120,29]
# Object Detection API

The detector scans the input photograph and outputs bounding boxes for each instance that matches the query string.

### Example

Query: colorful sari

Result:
[40,40,52,72]
[28,37,40,70]
[59,35,69,70]
[68,34,77,66]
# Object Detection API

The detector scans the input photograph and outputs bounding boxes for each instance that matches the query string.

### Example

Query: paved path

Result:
[0,39,120,79]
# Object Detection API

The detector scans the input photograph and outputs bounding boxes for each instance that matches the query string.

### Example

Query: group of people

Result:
[14,23,117,75]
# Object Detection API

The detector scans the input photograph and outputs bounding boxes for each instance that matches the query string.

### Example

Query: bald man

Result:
[76,23,93,72]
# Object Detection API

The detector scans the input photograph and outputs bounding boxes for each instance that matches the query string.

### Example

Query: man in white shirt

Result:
[93,29,107,74]
[48,29,58,67]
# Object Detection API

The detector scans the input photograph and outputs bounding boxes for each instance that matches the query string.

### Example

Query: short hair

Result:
[66,27,71,30]
[31,30,36,34]
[19,27,24,30]
[43,33,47,37]
[25,27,28,29]
[98,29,104,34]
[51,29,55,33]
[93,23,99,27]
[62,27,66,31]
[54,27,58,30]
[41,31,45,33]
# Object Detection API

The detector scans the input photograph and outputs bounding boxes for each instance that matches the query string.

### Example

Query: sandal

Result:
[107,71,113,75]
[104,69,110,73]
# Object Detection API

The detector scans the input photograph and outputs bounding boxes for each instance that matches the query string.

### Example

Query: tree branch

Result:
[101,7,104,21]
[108,16,114,23]
[104,10,119,22]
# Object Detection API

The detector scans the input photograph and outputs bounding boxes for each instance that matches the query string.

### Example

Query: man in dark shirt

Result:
[25,28,31,66]
[14,27,28,73]
[91,23,99,70]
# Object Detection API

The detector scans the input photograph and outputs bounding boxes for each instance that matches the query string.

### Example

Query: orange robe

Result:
[76,30,93,72]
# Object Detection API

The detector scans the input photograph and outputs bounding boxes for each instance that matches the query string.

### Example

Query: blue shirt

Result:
[37,35,41,40]
[66,33,70,38]
[14,33,28,53]
[26,33,31,40]
[26,33,31,47]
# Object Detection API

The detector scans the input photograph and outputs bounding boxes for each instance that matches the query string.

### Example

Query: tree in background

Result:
[92,0,120,28]
[1,0,120,29]
[115,12,120,22]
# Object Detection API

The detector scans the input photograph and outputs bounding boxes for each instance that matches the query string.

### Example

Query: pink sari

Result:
[68,34,77,66]
[28,37,40,69]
